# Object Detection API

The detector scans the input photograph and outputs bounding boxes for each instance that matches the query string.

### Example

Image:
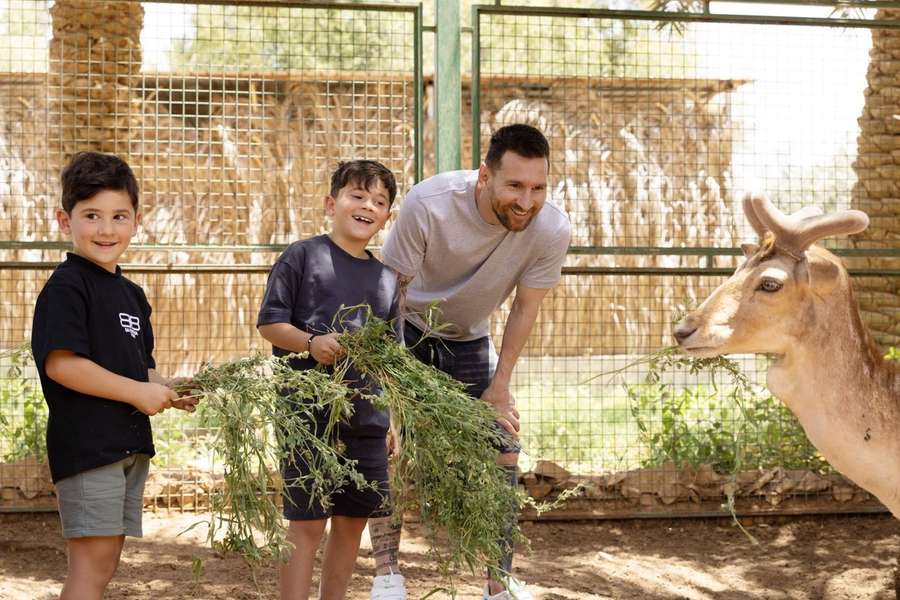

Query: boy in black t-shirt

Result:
[31,152,198,600]
[257,160,399,600]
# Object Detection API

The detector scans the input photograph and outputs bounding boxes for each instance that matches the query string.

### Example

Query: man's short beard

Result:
[493,204,535,232]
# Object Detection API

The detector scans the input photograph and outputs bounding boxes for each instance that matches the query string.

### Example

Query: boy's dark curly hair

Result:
[61,152,139,213]
[330,160,397,205]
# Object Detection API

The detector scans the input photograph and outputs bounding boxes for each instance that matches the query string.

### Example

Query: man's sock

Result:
[489,464,519,586]
[369,515,403,576]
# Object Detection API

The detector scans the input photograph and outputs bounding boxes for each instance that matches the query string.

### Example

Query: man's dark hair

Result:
[484,124,550,171]
[330,160,398,205]
[61,152,139,213]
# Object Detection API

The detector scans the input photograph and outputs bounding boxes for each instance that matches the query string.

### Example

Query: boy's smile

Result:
[56,189,140,272]
[325,181,391,257]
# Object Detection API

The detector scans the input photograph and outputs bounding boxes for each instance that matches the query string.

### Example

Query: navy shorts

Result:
[404,321,521,454]
[282,434,390,521]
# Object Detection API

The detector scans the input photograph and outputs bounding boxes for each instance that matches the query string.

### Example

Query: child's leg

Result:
[60,534,125,600]
[319,516,369,600]
[280,519,327,600]
[54,455,150,600]
[368,514,402,575]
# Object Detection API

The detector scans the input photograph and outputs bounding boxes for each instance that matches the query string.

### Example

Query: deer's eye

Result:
[758,278,783,293]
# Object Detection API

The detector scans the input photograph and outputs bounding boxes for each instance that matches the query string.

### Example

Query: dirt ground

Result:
[1,511,898,600]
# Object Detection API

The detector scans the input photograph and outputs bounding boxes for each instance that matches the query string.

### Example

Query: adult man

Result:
[369,124,571,600]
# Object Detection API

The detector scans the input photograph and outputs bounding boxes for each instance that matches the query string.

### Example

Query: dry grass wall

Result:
[3,71,743,362]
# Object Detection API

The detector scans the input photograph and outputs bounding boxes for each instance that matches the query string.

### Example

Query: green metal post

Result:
[414,3,424,182]
[471,4,481,168]
[435,0,461,172]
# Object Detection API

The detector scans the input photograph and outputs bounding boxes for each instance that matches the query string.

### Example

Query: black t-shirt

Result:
[31,253,156,483]
[257,235,400,437]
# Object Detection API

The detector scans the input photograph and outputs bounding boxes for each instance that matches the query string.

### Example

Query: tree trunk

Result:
[851,9,900,349]
[48,0,143,167]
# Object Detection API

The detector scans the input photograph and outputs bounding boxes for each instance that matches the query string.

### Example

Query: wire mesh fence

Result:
[1,1,898,519]
[472,4,900,516]
[0,0,421,510]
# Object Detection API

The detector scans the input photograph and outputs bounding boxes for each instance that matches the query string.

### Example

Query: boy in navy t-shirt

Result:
[31,152,198,600]
[257,160,400,599]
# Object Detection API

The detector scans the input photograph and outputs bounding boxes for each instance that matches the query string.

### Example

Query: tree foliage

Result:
[166,0,659,77]
[169,4,413,72]
[0,0,51,72]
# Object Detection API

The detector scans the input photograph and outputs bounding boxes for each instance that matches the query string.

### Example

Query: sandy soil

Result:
[1,511,898,599]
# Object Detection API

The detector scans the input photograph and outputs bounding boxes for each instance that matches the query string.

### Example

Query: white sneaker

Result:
[371,570,407,600]
[482,577,533,600]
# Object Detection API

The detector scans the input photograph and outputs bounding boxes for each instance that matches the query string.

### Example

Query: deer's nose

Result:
[673,323,697,345]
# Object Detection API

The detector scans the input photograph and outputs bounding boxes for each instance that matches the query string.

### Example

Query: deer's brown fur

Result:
[674,194,900,515]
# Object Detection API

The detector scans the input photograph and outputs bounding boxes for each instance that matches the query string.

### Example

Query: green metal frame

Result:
[471,3,900,164]
[0,0,425,255]
[469,2,900,274]
[435,0,461,172]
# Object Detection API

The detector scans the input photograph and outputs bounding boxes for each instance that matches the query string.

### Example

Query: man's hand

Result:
[133,382,177,416]
[310,332,344,365]
[481,382,520,438]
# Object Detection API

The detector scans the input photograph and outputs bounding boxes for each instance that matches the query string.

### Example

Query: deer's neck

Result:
[766,293,900,514]
[767,294,896,419]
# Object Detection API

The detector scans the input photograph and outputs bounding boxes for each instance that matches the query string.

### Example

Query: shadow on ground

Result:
[1,512,897,599]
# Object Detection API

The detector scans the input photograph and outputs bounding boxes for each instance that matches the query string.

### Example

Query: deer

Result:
[673,194,900,525]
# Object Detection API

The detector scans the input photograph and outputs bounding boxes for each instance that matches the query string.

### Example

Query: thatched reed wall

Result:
[2,71,741,364]
[467,76,744,354]
[0,71,414,369]
[850,7,900,348]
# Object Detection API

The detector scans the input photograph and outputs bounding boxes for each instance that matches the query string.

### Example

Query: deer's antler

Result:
[741,193,768,238]
[743,193,827,239]
[743,193,868,258]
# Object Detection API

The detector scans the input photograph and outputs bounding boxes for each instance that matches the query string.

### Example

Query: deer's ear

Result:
[805,254,842,295]
[740,243,759,258]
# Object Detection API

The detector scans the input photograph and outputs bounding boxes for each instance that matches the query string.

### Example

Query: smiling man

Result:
[368,124,571,600]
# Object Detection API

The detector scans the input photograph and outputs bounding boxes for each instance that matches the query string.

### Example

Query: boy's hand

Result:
[167,376,201,413]
[133,382,177,416]
[310,333,344,365]
[171,396,200,412]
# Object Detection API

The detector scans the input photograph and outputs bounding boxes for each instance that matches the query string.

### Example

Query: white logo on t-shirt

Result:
[119,313,141,338]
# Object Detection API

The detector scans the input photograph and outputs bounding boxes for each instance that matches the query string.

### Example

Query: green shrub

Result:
[629,383,827,473]
[626,348,828,474]
[0,344,47,461]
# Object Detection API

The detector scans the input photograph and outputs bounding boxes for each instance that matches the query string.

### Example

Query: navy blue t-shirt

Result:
[31,253,156,483]
[257,235,400,437]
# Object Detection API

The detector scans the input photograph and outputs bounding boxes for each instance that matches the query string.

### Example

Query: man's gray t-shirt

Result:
[381,169,570,341]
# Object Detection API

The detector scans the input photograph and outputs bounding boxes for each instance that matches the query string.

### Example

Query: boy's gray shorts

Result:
[55,454,150,539]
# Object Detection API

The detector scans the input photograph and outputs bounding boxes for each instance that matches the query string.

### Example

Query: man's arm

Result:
[396,272,415,315]
[45,350,176,416]
[480,285,550,437]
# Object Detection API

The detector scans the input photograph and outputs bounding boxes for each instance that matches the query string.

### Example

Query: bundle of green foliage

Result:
[336,312,523,581]
[186,313,522,584]
[183,353,365,565]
